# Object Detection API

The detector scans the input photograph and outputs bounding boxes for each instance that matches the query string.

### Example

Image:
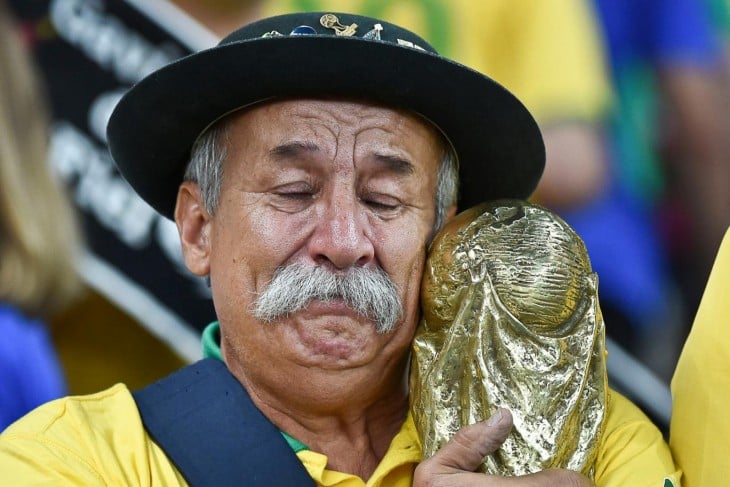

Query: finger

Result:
[413,467,593,487]
[433,408,513,473]
[485,468,595,487]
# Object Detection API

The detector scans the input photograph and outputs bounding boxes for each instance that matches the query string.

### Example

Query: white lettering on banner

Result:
[50,122,183,270]
[45,1,211,298]
[52,122,92,180]
[50,0,181,84]
[88,90,124,143]
[52,122,155,247]
[51,122,211,297]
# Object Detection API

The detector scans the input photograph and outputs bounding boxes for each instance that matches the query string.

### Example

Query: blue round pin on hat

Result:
[290,25,317,35]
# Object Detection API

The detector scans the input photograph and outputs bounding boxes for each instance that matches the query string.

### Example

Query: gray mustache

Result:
[252,263,403,333]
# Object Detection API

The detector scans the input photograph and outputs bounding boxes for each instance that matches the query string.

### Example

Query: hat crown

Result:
[218,11,438,55]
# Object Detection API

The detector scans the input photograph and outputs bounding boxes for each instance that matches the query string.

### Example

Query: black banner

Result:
[9,0,217,343]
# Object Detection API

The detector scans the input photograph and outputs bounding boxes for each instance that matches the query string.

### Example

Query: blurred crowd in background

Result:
[1,0,728,432]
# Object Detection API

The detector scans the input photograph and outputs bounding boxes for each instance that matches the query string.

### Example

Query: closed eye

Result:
[366,200,398,211]
[276,191,314,200]
[361,194,402,218]
[270,187,316,212]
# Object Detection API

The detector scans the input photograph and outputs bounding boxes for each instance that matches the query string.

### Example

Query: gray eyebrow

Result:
[269,142,415,176]
[371,153,415,175]
[269,141,320,160]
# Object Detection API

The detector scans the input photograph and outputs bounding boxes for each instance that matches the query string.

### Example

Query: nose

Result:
[307,195,375,270]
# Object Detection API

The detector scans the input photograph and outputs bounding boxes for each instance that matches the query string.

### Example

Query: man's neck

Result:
[226,353,411,480]
[271,395,409,479]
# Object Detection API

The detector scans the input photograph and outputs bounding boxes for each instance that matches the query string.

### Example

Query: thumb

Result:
[431,408,513,472]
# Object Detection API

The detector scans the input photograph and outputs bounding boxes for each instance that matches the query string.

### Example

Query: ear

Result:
[175,181,212,276]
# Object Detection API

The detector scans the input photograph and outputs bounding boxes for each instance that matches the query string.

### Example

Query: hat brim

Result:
[108,35,544,219]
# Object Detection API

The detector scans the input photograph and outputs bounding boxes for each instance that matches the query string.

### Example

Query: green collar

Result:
[200,321,308,453]
[201,321,223,361]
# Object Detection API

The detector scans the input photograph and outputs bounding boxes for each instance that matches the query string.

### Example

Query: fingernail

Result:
[486,408,504,426]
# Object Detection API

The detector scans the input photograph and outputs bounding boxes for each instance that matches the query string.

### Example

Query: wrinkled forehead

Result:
[198,96,452,159]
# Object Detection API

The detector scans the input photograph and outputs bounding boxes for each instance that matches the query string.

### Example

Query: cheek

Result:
[211,204,304,275]
[378,228,428,318]
[219,195,294,256]
[208,251,252,325]
[207,214,272,316]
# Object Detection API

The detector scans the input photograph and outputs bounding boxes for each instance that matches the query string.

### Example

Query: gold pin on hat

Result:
[320,14,358,36]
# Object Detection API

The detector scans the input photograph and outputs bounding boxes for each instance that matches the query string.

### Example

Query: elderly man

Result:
[0,12,679,486]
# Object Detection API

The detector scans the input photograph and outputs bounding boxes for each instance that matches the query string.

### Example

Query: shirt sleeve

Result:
[670,229,730,486]
[0,433,107,485]
[0,384,188,486]
[0,398,107,485]
[595,390,681,487]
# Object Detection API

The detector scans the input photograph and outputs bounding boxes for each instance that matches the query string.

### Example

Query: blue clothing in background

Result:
[0,305,67,431]
[563,0,721,332]
[595,0,719,71]
[592,0,721,199]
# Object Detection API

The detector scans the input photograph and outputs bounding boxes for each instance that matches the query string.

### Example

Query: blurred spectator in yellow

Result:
[670,227,730,486]
[0,0,81,430]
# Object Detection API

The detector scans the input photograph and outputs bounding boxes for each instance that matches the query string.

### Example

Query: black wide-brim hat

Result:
[107,12,544,220]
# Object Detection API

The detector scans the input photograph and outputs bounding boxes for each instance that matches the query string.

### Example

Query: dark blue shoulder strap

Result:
[133,358,314,487]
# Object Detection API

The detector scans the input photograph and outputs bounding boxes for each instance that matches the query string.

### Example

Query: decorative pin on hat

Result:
[320,14,358,36]
[363,23,383,41]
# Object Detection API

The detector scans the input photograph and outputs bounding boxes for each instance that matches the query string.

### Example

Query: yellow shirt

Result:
[0,384,679,486]
[261,0,610,123]
[670,228,730,486]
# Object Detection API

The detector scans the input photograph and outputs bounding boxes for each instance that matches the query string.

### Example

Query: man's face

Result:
[177,98,444,399]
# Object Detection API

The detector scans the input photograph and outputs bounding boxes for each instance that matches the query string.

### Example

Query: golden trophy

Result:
[411,200,607,477]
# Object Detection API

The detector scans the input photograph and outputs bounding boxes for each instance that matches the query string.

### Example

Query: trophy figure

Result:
[411,200,607,477]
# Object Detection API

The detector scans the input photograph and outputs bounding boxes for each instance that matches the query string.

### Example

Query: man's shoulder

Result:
[0,383,188,485]
[596,388,680,486]
[605,388,654,424]
[1,383,137,438]
[602,387,667,447]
